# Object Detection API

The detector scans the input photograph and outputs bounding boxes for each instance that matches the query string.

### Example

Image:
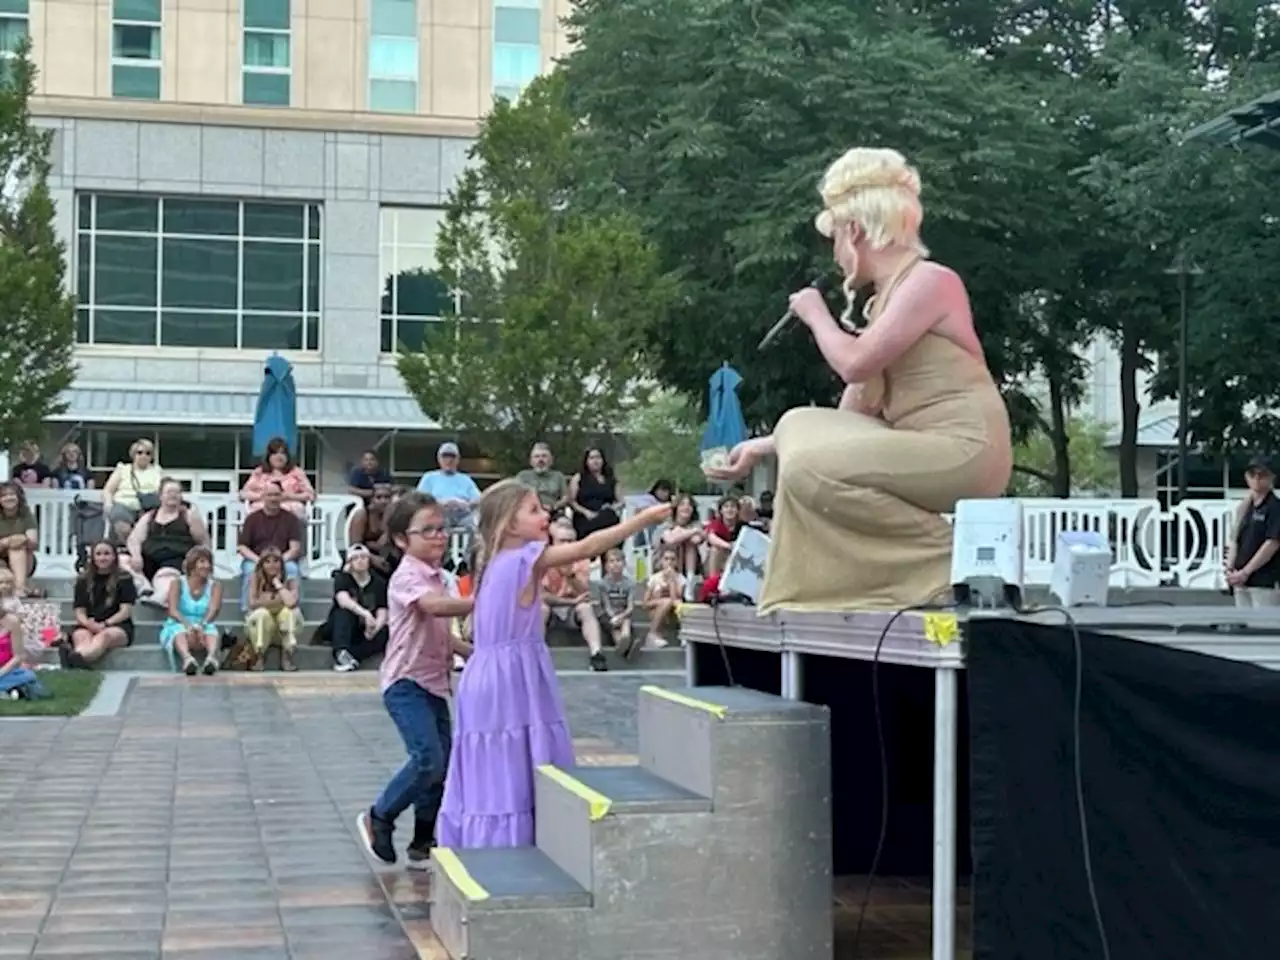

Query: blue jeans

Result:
[0,667,42,696]
[374,679,452,827]
[240,559,300,611]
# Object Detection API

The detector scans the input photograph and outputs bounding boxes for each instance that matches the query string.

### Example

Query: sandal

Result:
[281,650,298,672]
[182,657,199,676]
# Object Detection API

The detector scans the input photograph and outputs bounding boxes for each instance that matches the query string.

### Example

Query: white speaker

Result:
[950,498,1025,606]
[1049,531,1112,608]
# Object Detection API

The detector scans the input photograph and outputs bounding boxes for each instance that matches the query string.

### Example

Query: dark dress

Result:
[573,472,620,541]
[141,509,197,579]
[73,573,138,645]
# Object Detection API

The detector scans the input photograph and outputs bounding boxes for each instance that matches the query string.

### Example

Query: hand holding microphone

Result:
[758,276,832,350]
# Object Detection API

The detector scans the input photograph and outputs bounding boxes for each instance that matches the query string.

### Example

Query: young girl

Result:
[358,493,474,871]
[658,493,705,600]
[245,547,303,672]
[436,479,671,849]
[67,541,137,669]
[159,545,222,676]
[642,546,686,649]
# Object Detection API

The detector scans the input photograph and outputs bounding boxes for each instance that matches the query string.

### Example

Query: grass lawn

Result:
[0,671,104,717]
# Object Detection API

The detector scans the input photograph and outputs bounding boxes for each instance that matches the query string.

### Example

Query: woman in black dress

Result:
[568,448,622,542]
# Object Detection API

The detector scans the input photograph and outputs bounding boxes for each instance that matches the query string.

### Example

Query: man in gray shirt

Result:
[516,442,568,517]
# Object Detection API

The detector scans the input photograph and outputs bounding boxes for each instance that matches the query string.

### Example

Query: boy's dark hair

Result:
[604,547,625,562]
[385,492,440,542]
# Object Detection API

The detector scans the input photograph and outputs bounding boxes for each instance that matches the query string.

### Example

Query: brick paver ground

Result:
[0,673,679,960]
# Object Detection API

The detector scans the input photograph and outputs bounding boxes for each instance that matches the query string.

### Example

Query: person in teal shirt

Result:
[415,442,481,529]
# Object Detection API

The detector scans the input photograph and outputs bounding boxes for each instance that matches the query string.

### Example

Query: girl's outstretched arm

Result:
[538,505,672,573]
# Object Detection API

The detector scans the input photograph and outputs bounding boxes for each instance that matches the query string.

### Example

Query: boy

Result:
[591,548,636,657]
[357,493,473,870]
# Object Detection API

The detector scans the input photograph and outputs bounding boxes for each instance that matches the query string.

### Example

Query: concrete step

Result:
[431,684,833,960]
[47,597,334,622]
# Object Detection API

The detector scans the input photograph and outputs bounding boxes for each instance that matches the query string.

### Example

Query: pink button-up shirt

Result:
[380,554,453,699]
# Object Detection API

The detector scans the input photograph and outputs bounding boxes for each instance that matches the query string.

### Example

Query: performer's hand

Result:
[789,286,832,329]
[704,438,763,483]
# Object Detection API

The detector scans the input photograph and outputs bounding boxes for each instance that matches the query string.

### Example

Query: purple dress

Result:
[437,540,575,848]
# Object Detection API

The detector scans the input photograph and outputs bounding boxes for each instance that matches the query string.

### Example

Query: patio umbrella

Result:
[253,354,298,457]
[701,363,749,461]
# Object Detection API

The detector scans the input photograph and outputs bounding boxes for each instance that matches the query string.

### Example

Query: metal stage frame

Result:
[679,603,1280,960]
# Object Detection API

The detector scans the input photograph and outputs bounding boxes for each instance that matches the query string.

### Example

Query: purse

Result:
[130,467,160,512]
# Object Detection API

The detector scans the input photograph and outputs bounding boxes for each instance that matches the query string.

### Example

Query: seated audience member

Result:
[658,494,705,597]
[121,478,209,602]
[159,546,222,676]
[755,490,775,533]
[643,547,685,648]
[591,548,636,656]
[348,450,393,503]
[328,544,389,673]
[542,521,607,672]
[0,482,37,597]
[515,443,569,516]
[51,443,94,490]
[245,547,302,672]
[241,437,315,519]
[415,442,481,530]
[704,495,743,575]
[347,482,394,573]
[237,483,303,612]
[100,439,163,545]
[10,442,54,488]
[0,568,44,698]
[65,541,136,669]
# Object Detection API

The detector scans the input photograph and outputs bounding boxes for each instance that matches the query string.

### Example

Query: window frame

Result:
[110,0,162,100]
[0,0,29,68]
[242,0,291,106]
[378,205,462,354]
[368,0,418,113]
[491,0,541,101]
[75,193,323,352]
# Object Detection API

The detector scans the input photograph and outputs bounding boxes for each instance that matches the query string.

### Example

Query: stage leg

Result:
[781,651,803,700]
[684,640,697,686]
[932,666,959,960]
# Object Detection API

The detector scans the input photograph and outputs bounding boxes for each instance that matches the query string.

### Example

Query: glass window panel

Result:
[391,317,451,355]
[394,207,443,246]
[244,31,289,68]
[156,431,238,469]
[162,197,238,236]
[242,241,303,311]
[307,205,320,240]
[243,0,289,30]
[76,234,90,300]
[0,17,28,52]
[243,202,302,239]
[304,314,319,351]
[76,307,90,343]
[242,312,304,350]
[380,257,394,315]
[0,0,29,15]
[159,311,236,348]
[493,83,521,102]
[306,244,319,310]
[95,195,158,232]
[395,268,451,317]
[393,242,433,277]
[113,24,160,60]
[161,238,238,310]
[113,0,159,22]
[380,317,393,353]
[95,308,156,345]
[77,193,91,229]
[244,70,291,108]
[379,209,396,243]
[494,6,539,44]
[93,235,158,307]
[112,63,160,99]
[370,78,416,112]
[492,42,540,87]
[368,37,417,80]
[90,430,150,470]
[390,433,439,472]
[370,0,416,38]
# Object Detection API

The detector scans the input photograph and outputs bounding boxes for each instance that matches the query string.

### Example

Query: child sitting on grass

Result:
[0,567,47,699]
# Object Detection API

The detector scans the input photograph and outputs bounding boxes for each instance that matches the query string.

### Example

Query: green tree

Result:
[616,390,709,495]
[0,39,76,452]
[1011,416,1120,497]
[396,73,677,473]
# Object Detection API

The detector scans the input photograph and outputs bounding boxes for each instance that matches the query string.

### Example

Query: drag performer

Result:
[706,147,1012,611]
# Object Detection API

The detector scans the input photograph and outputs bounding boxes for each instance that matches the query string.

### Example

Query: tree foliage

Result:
[616,390,709,495]
[396,73,677,473]
[0,39,76,452]
[1011,417,1120,497]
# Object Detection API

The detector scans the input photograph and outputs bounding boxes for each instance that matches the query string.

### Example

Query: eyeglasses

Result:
[407,524,448,537]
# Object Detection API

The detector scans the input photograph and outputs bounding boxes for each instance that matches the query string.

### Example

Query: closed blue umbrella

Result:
[701,363,749,454]
[253,354,298,457]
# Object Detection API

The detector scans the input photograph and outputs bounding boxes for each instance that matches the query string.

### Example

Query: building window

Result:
[0,0,28,86]
[386,435,498,487]
[112,0,162,100]
[243,0,290,106]
[379,206,460,353]
[493,0,540,102]
[369,0,417,113]
[74,193,322,351]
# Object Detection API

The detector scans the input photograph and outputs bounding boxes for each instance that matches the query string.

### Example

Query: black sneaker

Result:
[183,658,199,676]
[589,651,608,672]
[357,808,397,865]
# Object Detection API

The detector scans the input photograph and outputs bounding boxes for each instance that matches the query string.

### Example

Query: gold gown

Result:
[758,323,1012,614]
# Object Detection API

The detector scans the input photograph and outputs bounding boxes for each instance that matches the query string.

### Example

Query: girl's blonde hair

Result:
[472,478,537,591]
[253,546,285,595]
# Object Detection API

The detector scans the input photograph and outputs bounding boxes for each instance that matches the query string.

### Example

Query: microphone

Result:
[758,277,826,350]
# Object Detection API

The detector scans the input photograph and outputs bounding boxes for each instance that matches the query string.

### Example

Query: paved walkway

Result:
[0,672,679,960]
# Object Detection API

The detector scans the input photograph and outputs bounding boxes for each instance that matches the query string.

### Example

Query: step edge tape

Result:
[432,848,490,901]
[639,685,729,720]
[537,764,613,821]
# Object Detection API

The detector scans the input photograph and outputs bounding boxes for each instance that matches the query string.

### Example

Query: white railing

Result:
[20,491,1244,590]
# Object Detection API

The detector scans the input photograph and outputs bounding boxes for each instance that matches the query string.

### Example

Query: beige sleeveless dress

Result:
[758,274,1013,613]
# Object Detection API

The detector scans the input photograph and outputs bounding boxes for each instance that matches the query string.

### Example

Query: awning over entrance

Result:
[49,384,439,431]
[1186,89,1280,148]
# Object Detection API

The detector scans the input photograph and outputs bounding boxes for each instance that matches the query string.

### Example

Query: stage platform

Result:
[678,601,1280,960]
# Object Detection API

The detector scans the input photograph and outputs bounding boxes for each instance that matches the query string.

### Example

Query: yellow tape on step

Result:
[537,765,612,821]
[432,848,490,902]
[922,613,960,647]
[640,685,729,720]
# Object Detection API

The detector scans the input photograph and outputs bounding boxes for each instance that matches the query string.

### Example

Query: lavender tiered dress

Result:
[437,540,575,848]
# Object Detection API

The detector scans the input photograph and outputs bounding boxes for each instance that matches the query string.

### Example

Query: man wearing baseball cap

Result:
[1225,455,1280,608]
[414,442,481,529]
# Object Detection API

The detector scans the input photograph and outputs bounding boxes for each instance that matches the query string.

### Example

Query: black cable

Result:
[709,597,737,688]
[850,594,956,959]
